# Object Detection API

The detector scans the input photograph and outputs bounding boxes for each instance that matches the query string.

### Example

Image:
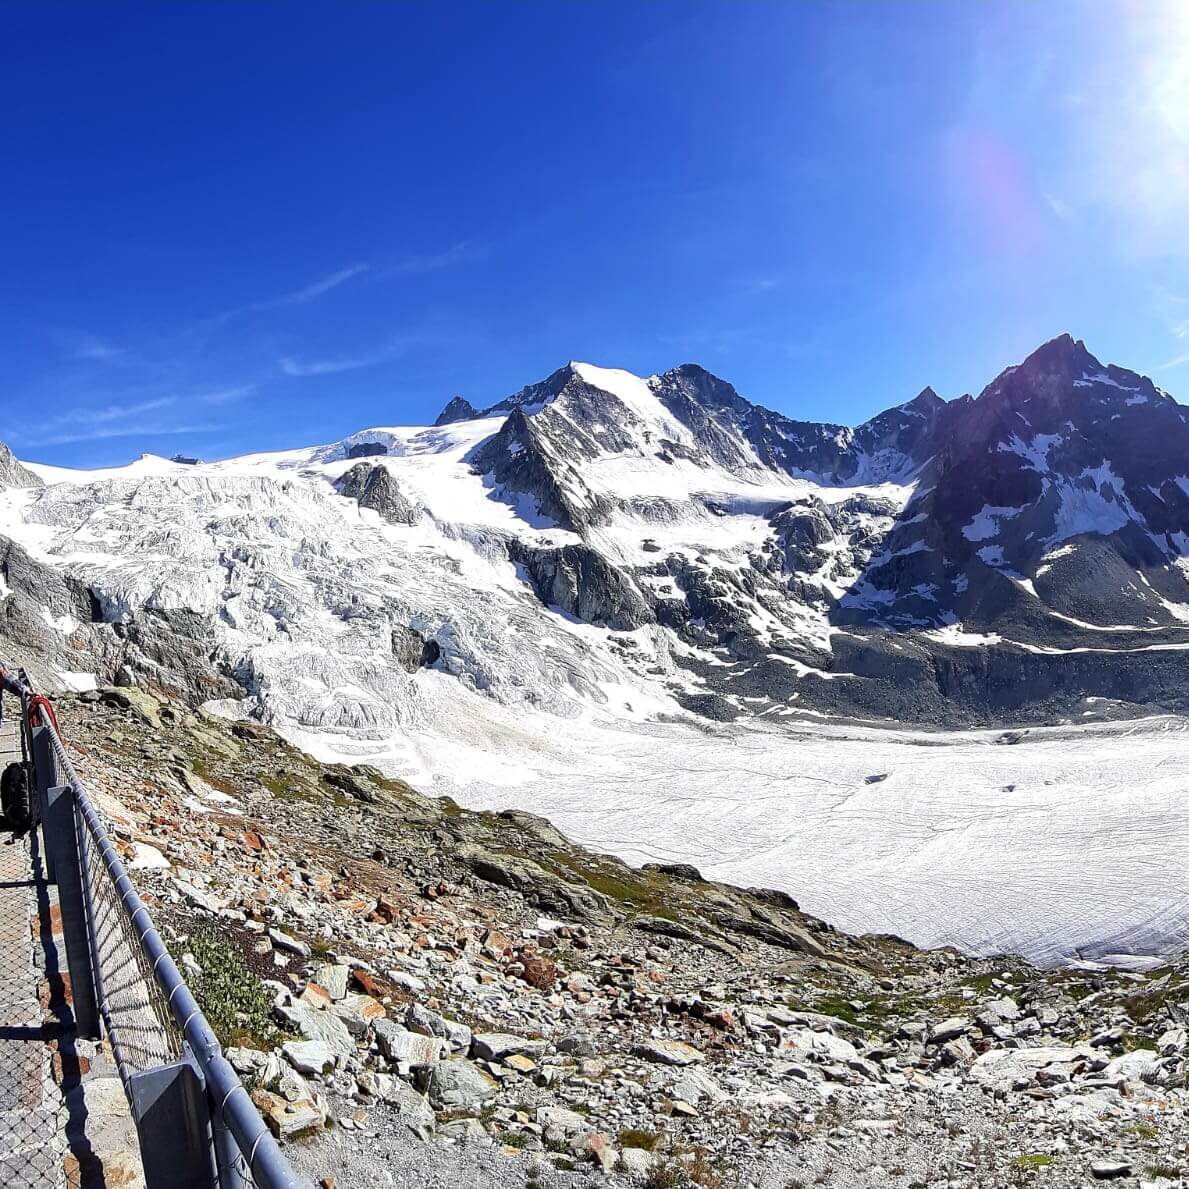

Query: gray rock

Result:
[509,540,652,631]
[556,1034,597,1058]
[670,1067,726,1105]
[536,1105,587,1135]
[619,1147,658,1180]
[268,928,311,958]
[331,993,386,1038]
[780,1028,858,1064]
[927,1017,970,1045]
[458,845,608,921]
[470,1032,547,1062]
[406,1003,472,1054]
[336,462,423,525]
[314,963,350,1000]
[0,442,42,489]
[274,990,355,1068]
[1103,1049,1160,1083]
[389,1081,437,1141]
[633,1039,704,1067]
[424,1059,498,1111]
[374,1020,445,1069]
[281,1039,335,1077]
[1090,1161,1132,1180]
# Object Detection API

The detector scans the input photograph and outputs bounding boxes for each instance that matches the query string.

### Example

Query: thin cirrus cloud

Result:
[23,423,223,448]
[14,384,255,447]
[386,240,475,276]
[278,335,423,377]
[207,262,371,326]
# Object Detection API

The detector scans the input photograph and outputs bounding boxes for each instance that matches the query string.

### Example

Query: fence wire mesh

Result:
[77,823,183,1081]
[0,717,66,1187]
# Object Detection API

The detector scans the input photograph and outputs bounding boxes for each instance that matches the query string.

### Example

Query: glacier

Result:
[2,346,1189,968]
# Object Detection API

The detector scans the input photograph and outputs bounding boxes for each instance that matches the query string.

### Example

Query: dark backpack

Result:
[1,761,33,832]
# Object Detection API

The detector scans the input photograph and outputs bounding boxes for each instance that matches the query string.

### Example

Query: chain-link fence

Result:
[0,714,66,1188]
[23,695,303,1189]
[78,807,184,1080]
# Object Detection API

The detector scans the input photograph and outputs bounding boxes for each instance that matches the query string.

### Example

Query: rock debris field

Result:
[49,686,1189,1189]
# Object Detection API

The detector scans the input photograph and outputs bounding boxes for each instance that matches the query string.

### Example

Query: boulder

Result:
[405,1003,471,1053]
[374,1021,445,1070]
[424,1059,498,1111]
[633,1039,705,1067]
[470,1032,547,1062]
[779,1028,858,1064]
[281,1040,335,1077]
[332,993,386,1039]
[252,1090,325,1139]
[314,963,350,1001]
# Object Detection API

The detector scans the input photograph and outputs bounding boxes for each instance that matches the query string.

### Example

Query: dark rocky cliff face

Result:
[336,462,423,526]
[453,338,1189,725]
[0,441,43,489]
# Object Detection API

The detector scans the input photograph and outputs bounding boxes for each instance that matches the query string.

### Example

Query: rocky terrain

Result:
[58,686,1189,1189]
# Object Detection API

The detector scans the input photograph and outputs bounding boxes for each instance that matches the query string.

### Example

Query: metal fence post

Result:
[212,1106,245,1189]
[127,1056,219,1189]
[30,724,59,882]
[42,783,101,1039]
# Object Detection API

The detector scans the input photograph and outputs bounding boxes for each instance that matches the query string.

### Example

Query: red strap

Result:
[27,694,60,734]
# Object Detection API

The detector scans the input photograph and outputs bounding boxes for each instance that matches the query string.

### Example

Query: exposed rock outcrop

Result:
[336,462,423,525]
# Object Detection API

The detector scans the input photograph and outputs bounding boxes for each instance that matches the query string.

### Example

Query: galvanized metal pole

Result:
[127,1055,219,1189]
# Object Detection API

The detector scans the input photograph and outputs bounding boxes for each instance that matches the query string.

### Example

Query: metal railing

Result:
[17,684,306,1189]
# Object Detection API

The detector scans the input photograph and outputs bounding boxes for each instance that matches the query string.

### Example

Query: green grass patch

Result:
[1011,1154,1053,1169]
[170,922,282,1050]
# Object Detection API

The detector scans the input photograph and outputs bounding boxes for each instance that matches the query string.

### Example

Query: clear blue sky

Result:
[3,0,1189,467]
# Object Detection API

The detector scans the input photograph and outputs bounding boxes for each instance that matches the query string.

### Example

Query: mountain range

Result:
[4,333,1189,744]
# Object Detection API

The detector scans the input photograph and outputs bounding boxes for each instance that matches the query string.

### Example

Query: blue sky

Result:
[3,0,1189,467]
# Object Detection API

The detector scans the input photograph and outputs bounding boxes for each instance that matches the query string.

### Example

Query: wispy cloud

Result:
[1042,191,1077,224]
[1160,350,1189,371]
[739,276,781,296]
[271,263,371,305]
[13,382,254,448]
[40,396,176,430]
[278,334,423,377]
[22,423,222,448]
[50,329,134,365]
[208,262,370,325]
[195,383,256,405]
[73,335,127,363]
[387,241,475,276]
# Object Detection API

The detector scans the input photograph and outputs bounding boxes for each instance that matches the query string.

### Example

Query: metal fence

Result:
[0,715,66,1188]
[19,686,305,1189]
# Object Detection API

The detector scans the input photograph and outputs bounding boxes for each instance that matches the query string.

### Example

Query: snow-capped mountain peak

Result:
[3,336,1189,759]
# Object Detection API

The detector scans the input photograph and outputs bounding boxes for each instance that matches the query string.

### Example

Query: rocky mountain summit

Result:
[60,687,1188,1189]
[4,335,1189,742]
